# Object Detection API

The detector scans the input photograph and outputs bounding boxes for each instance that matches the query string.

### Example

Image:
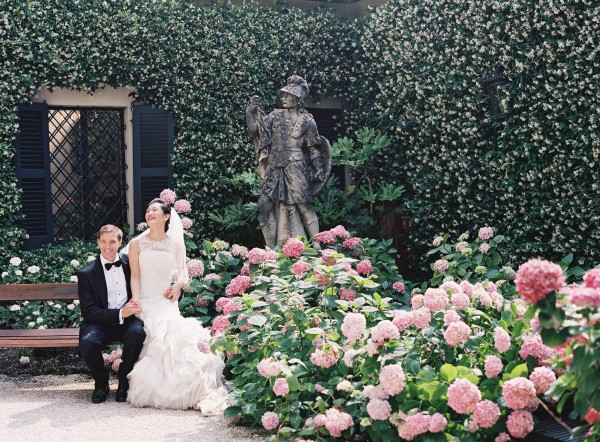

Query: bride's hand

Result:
[163,285,181,302]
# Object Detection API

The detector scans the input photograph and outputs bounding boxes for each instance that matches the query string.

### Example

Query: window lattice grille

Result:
[48,107,127,242]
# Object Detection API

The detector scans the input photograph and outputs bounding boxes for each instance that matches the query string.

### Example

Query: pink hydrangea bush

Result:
[204,227,591,441]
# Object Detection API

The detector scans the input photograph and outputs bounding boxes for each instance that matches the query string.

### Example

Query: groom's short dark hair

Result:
[97,224,123,240]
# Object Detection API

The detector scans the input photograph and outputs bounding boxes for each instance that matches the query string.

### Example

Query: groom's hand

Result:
[122,299,141,318]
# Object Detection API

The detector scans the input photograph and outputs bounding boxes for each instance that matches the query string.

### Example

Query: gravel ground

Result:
[0,374,264,442]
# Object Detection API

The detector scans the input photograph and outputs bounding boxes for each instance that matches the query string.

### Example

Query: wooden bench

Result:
[0,283,79,347]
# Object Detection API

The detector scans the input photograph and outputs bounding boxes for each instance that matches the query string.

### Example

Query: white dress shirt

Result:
[100,255,128,324]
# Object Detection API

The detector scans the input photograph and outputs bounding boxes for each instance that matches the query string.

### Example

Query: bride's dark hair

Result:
[148,198,171,232]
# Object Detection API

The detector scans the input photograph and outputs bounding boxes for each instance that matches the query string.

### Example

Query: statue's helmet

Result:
[279,75,309,103]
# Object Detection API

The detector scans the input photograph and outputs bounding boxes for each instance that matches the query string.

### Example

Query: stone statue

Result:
[245,75,331,248]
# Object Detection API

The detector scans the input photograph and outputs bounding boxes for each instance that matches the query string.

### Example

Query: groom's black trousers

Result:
[79,317,145,387]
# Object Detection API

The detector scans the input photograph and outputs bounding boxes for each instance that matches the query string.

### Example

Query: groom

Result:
[77,224,146,403]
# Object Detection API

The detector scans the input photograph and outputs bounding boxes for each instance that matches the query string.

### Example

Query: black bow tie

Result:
[104,260,122,270]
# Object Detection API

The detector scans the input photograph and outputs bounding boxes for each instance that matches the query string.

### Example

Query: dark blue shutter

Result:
[133,105,174,224]
[14,103,53,249]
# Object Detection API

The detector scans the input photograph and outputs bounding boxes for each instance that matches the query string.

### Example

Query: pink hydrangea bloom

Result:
[473,400,501,428]
[357,259,374,275]
[495,432,510,442]
[371,320,399,343]
[443,321,472,346]
[314,230,336,244]
[341,313,366,342]
[273,378,289,397]
[315,384,325,393]
[257,358,281,377]
[485,355,503,378]
[583,268,600,289]
[204,273,220,281]
[225,275,252,296]
[460,280,474,297]
[434,259,449,273]
[339,288,356,301]
[211,315,230,333]
[494,326,511,353]
[186,259,204,278]
[215,297,230,312]
[424,288,450,311]
[479,243,491,253]
[362,385,389,400]
[197,340,211,353]
[159,189,176,204]
[136,222,148,231]
[230,244,248,258]
[502,377,537,410]
[393,281,406,293]
[240,264,250,276]
[331,225,351,239]
[397,412,431,440]
[442,311,460,327]
[282,237,305,258]
[102,353,110,364]
[515,259,566,304]
[292,260,310,276]
[529,367,556,394]
[265,250,278,261]
[342,348,361,367]
[366,398,392,420]
[392,310,412,331]
[247,248,267,264]
[223,300,242,315]
[379,364,405,396]
[310,346,340,368]
[451,292,470,310]
[466,420,479,433]
[181,217,193,229]
[236,314,252,332]
[411,294,425,308]
[411,307,431,329]
[261,411,279,430]
[314,413,327,427]
[490,291,504,310]
[478,226,494,240]
[111,358,122,372]
[506,410,534,438]
[173,199,192,213]
[342,237,362,249]
[519,333,556,362]
[428,413,447,432]
[584,407,600,425]
[324,408,353,437]
[568,286,600,307]
[447,378,481,414]
[440,280,462,294]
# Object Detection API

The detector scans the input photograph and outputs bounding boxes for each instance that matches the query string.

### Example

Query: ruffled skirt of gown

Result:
[127,250,228,414]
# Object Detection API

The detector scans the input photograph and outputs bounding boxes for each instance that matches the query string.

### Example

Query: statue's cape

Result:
[313,135,332,195]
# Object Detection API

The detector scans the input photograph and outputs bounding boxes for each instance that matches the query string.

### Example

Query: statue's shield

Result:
[313,135,332,195]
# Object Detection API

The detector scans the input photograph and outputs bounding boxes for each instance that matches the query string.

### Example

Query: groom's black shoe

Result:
[91,384,109,404]
[115,381,129,402]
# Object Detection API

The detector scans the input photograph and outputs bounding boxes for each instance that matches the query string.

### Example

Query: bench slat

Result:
[0,328,79,347]
[0,283,78,301]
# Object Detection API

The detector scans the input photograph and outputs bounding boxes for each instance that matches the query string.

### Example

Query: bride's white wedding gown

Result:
[127,235,227,413]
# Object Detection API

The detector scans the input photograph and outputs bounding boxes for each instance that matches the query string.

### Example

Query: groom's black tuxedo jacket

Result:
[77,253,133,325]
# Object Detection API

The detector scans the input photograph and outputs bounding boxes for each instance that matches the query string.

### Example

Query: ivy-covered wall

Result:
[0,0,357,261]
[347,0,599,265]
[1,0,598,270]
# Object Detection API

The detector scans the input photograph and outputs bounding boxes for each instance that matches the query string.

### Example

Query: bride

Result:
[125,198,228,413]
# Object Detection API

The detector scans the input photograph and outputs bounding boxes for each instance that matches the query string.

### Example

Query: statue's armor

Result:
[259,109,320,205]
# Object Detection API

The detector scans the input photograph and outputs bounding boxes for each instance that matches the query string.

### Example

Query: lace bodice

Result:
[138,234,175,253]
